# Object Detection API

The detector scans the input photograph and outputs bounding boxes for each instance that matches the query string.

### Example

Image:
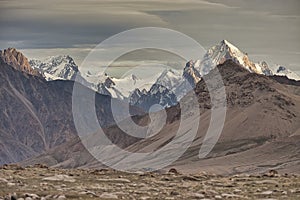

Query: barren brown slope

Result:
[21,60,300,175]
[114,60,300,174]
[0,53,142,165]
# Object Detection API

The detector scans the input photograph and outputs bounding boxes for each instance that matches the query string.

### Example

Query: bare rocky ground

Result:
[0,164,299,200]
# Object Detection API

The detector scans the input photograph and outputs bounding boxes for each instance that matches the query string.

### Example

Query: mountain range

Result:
[0,40,300,174]
[28,40,300,111]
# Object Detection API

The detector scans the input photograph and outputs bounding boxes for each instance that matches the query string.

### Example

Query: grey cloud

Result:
[0,0,168,49]
[0,0,299,72]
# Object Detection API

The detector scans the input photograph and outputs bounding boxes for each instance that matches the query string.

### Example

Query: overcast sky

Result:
[0,0,299,74]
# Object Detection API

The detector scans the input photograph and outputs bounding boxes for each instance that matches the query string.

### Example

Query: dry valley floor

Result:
[0,165,300,200]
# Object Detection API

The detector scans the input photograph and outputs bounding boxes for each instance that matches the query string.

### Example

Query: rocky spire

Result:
[0,48,42,77]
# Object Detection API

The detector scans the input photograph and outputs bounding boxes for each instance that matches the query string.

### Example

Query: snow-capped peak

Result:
[199,39,273,76]
[222,39,241,52]
[30,55,79,81]
[210,39,247,66]
[154,68,182,88]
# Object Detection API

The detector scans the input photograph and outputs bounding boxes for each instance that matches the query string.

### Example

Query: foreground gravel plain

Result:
[0,164,300,200]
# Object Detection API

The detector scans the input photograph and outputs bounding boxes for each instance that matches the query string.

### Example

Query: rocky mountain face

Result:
[0,53,141,165]
[21,60,300,175]
[182,60,202,87]
[0,48,42,77]
[133,83,178,111]
[129,88,147,105]
[258,61,273,76]
[0,57,74,164]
